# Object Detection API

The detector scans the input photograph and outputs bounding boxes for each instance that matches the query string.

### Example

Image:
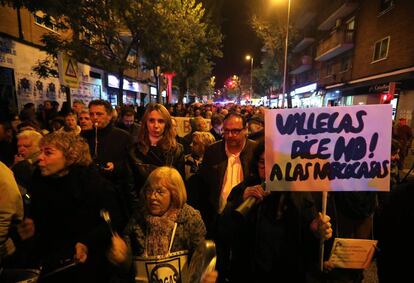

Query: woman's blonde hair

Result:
[137,103,177,154]
[40,131,92,167]
[192,131,216,147]
[17,130,43,149]
[143,166,187,209]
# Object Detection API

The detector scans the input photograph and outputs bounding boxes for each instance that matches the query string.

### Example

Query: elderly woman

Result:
[185,131,216,180]
[132,103,185,191]
[17,131,121,283]
[11,130,43,193]
[108,166,217,283]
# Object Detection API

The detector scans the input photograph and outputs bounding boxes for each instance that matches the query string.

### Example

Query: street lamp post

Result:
[282,0,292,108]
[245,55,254,100]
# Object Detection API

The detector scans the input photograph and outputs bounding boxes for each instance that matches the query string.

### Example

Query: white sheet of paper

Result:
[328,238,377,269]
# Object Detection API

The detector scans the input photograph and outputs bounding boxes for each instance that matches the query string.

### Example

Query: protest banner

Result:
[172,117,211,137]
[265,104,392,192]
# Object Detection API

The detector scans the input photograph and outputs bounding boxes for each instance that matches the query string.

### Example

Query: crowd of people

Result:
[0,98,412,283]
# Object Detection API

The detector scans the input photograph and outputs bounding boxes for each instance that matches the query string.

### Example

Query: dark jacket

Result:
[209,128,222,142]
[115,122,140,145]
[28,165,122,283]
[82,123,138,224]
[198,139,257,237]
[218,181,319,283]
[82,123,132,180]
[377,181,414,283]
[131,143,185,192]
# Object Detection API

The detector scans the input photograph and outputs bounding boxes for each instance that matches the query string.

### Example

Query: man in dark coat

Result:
[198,112,257,237]
[115,106,140,145]
[82,100,138,226]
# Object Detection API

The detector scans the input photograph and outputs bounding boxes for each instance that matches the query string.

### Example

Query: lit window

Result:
[372,37,390,62]
[34,11,58,32]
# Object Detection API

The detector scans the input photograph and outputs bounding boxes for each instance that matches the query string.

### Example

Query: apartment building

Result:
[289,0,414,125]
[0,5,152,120]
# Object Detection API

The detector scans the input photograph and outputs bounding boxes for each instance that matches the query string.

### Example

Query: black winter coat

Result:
[82,123,138,224]
[218,180,319,283]
[29,165,122,283]
[198,139,257,237]
[131,143,185,192]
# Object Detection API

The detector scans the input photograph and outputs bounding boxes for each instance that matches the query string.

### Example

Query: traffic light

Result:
[380,93,393,104]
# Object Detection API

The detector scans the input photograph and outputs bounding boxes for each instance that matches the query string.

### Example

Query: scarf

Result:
[145,209,180,256]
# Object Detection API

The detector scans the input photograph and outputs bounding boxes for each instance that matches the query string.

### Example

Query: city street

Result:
[1,1,414,282]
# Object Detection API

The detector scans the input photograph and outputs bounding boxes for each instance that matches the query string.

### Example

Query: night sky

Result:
[212,0,262,88]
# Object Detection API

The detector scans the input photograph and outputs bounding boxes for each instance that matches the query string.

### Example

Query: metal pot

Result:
[0,269,40,283]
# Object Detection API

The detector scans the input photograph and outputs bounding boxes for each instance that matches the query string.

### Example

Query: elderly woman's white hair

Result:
[142,166,187,209]
[17,130,43,146]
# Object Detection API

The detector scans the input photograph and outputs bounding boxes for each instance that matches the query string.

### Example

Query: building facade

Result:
[289,0,414,126]
[0,4,153,120]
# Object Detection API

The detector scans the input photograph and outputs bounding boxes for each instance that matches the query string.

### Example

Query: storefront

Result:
[149,85,157,104]
[107,74,149,106]
[340,81,404,120]
[290,83,323,108]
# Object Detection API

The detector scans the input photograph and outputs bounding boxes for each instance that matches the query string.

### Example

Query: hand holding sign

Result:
[310,212,333,241]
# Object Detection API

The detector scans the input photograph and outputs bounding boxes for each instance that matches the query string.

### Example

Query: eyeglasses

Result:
[223,128,244,135]
[145,187,169,197]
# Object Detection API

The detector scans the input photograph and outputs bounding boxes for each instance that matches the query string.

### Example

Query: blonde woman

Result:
[185,131,216,180]
[17,131,122,283]
[132,103,185,191]
[108,166,217,283]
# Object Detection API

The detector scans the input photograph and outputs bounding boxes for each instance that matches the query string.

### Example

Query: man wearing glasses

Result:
[198,112,257,237]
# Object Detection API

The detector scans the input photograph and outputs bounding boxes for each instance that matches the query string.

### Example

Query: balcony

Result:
[315,29,354,61]
[292,37,315,54]
[290,55,313,75]
[294,11,316,30]
[318,1,358,31]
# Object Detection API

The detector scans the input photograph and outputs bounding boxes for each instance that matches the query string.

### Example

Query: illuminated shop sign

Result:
[291,83,317,96]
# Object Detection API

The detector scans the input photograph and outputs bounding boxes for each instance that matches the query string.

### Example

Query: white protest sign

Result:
[328,238,378,269]
[265,104,392,191]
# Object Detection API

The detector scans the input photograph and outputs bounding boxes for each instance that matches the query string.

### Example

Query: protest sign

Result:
[172,117,211,137]
[265,104,392,191]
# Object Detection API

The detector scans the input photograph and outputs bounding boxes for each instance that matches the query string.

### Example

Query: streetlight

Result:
[272,0,292,108]
[282,0,292,108]
[245,55,254,100]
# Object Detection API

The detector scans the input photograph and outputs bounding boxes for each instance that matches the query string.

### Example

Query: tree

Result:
[3,0,222,105]
[137,0,222,103]
[250,10,297,101]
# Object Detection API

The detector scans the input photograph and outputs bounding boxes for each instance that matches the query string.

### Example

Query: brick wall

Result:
[0,6,60,46]
[0,5,20,38]
[352,0,414,79]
